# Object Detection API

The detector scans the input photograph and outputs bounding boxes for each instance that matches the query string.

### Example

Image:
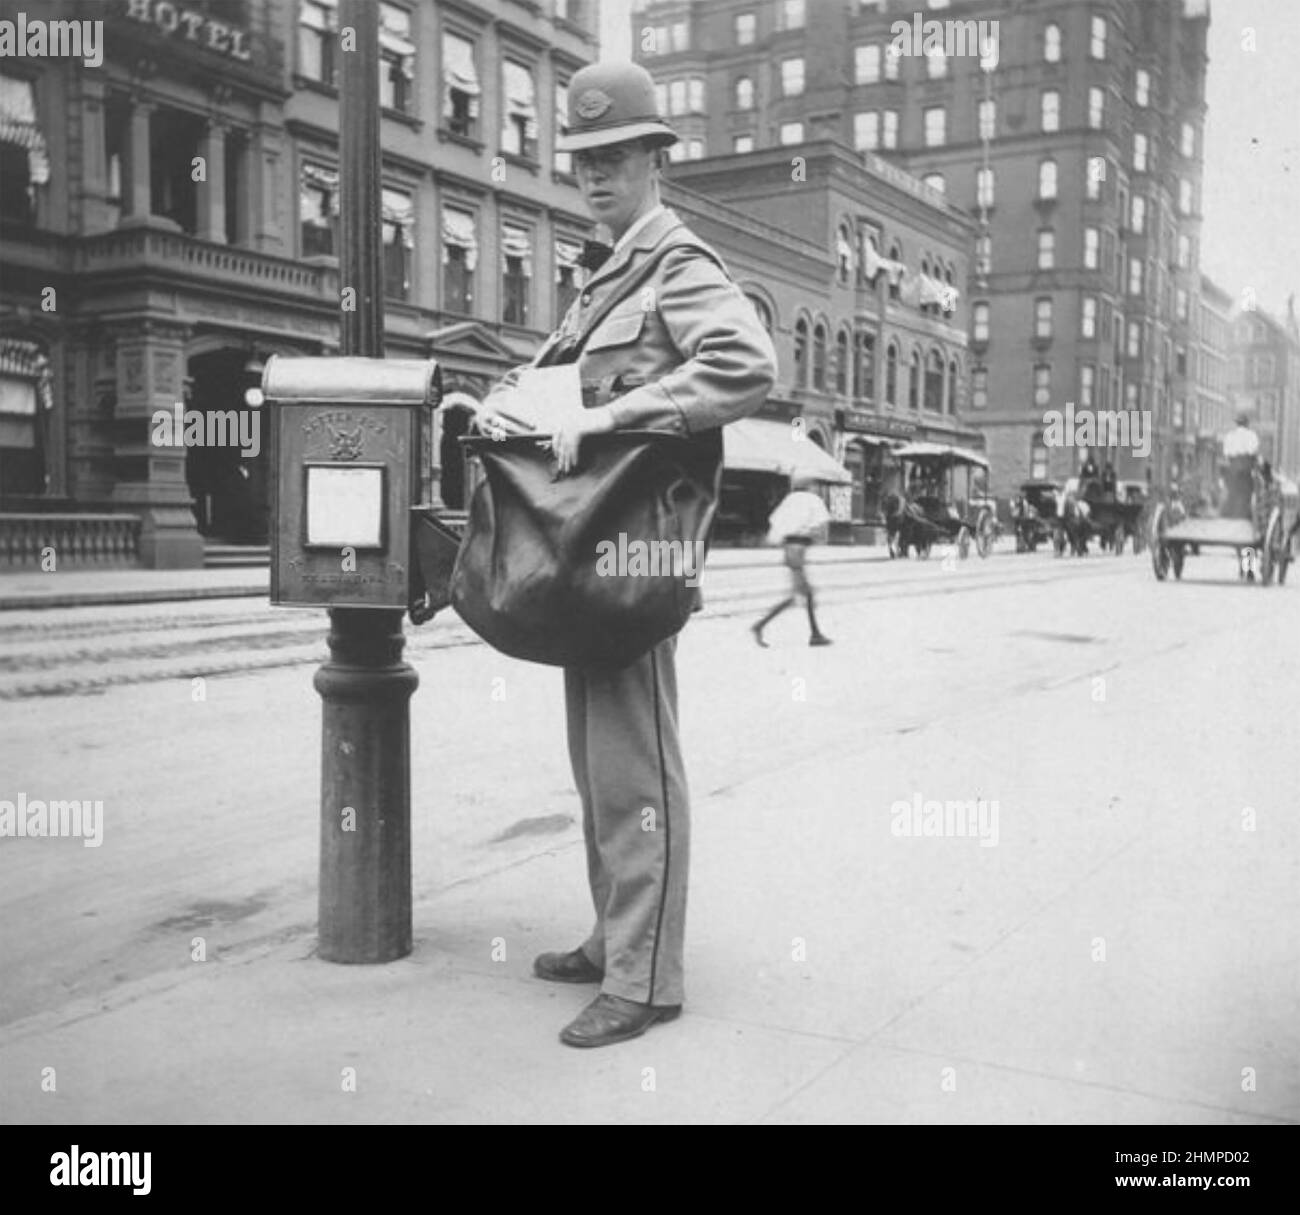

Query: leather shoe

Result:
[559,994,682,1048]
[533,948,604,984]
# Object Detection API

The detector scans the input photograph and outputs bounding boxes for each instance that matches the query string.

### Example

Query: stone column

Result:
[197,120,227,243]
[123,98,152,221]
[109,321,205,568]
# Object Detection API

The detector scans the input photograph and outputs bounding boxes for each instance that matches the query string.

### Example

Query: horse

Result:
[883,492,943,558]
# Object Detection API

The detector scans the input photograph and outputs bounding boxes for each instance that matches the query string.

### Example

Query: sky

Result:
[599,0,1300,321]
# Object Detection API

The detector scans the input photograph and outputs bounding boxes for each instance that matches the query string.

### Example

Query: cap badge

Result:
[575,89,614,120]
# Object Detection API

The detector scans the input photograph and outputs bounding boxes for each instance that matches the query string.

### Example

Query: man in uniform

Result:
[483,62,777,1047]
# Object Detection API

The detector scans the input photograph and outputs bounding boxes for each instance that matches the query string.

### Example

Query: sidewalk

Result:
[0,544,911,611]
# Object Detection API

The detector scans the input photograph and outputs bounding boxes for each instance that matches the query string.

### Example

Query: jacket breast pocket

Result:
[584,307,647,353]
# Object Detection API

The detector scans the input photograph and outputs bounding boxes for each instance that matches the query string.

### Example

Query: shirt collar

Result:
[613,204,666,255]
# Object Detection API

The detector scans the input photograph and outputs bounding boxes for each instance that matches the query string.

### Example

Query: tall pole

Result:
[314,0,416,963]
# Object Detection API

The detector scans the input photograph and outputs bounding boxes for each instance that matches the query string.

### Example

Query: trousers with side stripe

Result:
[563,634,689,1007]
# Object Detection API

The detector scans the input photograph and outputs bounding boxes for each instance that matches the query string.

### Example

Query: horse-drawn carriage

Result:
[1063,477,1148,555]
[1150,468,1296,585]
[884,442,997,559]
[1011,480,1062,553]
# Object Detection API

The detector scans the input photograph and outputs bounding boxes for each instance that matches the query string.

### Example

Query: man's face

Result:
[573,139,658,233]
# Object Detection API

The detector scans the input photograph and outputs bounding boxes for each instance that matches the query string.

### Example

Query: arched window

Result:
[885,341,899,405]
[889,242,903,300]
[812,322,827,390]
[746,293,773,333]
[794,318,809,386]
[735,76,754,109]
[835,329,849,395]
[1039,158,1058,200]
[908,348,921,410]
[925,349,944,411]
[836,224,853,285]
[947,359,958,413]
[855,330,876,400]
[1044,23,1062,63]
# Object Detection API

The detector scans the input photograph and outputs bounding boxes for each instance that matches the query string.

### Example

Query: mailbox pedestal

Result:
[261,355,441,962]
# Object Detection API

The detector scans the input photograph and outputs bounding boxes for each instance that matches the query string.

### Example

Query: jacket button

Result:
[581,292,592,306]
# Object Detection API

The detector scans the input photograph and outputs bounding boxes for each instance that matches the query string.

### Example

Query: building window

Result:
[976,167,995,208]
[1090,15,1107,60]
[670,20,689,51]
[1038,229,1055,270]
[669,80,687,114]
[501,223,532,326]
[381,186,414,300]
[836,330,850,395]
[1033,363,1052,408]
[947,359,958,414]
[1086,157,1105,200]
[1127,321,1141,359]
[971,367,988,410]
[924,349,944,411]
[1131,195,1146,233]
[1035,297,1053,340]
[856,45,881,84]
[1133,132,1148,172]
[1176,287,1189,322]
[782,0,805,30]
[1082,296,1098,338]
[1084,226,1100,269]
[978,99,996,140]
[0,352,49,497]
[908,349,921,410]
[1179,178,1194,215]
[1128,256,1143,296]
[1135,68,1150,107]
[885,341,899,405]
[441,33,481,139]
[553,80,572,173]
[735,12,756,45]
[689,78,705,112]
[1181,121,1196,158]
[688,138,704,159]
[1031,434,1049,480]
[379,4,415,114]
[1177,233,1191,267]
[501,61,539,159]
[854,111,879,151]
[733,133,754,154]
[1041,90,1060,133]
[794,318,809,386]
[812,323,827,390]
[779,122,803,145]
[556,237,582,318]
[884,42,900,80]
[1038,159,1057,201]
[300,162,339,257]
[1088,86,1104,129]
[1080,364,1096,408]
[299,0,336,83]
[888,243,902,299]
[882,110,899,149]
[854,331,876,400]
[973,301,990,343]
[836,226,854,283]
[781,58,805,97]
[735,76,754,109]
[927,48,946,79]
[924,107,946,147]
[923,173,945,195]
[1044,23,1062,62]
[442,205,477,314]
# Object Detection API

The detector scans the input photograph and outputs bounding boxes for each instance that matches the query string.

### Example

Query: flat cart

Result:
[1150,470,1295,585]
[887,442,997,559]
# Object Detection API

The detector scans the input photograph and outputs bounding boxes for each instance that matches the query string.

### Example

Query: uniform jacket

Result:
[499,207,778,446]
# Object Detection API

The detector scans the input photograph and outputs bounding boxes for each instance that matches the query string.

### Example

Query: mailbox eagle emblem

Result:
[575,89,613,120]
[327,422,366,461]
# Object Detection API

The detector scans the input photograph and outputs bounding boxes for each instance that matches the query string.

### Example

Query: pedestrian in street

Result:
[1221,410,1260,520]
[480,61,777,1048]
[751,473,833,648]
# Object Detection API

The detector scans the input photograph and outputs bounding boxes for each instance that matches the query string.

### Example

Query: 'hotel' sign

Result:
[124,0,252,61]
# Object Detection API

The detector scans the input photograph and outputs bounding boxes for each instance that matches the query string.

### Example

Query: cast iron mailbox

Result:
[259,355,442,609]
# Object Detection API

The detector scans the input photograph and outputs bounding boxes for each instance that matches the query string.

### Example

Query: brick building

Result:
[633,0,1213,498]
[0,0,598,567]
[1228,301,1300,486]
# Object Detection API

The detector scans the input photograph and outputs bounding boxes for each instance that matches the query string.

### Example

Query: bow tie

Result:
[578,239,614,272]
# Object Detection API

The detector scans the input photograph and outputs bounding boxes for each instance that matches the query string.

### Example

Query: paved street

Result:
[0,547,1296,1123]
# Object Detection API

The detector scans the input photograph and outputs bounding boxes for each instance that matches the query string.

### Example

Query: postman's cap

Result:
[557,62,678,152]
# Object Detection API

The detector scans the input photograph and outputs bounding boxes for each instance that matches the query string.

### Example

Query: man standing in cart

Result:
[1221,409,1260,520]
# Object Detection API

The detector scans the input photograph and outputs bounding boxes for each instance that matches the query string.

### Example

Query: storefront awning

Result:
[892,440,988,469]
[724,417,852,484]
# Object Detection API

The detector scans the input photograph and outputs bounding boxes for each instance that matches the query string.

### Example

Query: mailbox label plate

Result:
[304,463,386,550]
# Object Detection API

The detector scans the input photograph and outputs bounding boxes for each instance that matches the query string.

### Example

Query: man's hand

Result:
[549,406,615,475]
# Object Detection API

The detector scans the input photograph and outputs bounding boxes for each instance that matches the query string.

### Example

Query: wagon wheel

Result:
[1260,508,1283,587]
[975,509,996,558]
[1150,503,1170,581]
[957,524,972,559]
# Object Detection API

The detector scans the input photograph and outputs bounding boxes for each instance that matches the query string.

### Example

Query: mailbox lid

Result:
[262,355,441,407]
